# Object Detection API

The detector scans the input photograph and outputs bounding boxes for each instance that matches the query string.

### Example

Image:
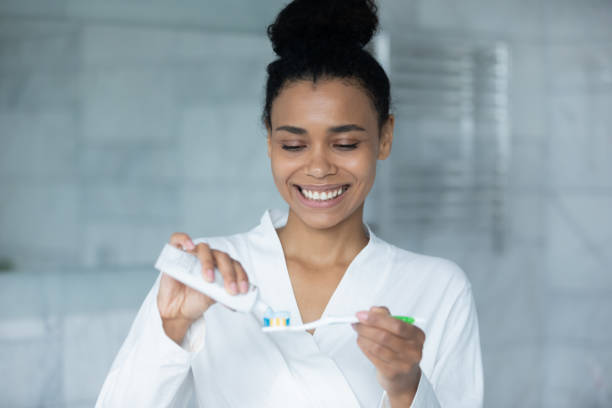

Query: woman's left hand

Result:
[351,306,425,406]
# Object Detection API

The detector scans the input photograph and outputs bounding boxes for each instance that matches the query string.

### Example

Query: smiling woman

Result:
[267,79,393,229]
[96,1,483,407]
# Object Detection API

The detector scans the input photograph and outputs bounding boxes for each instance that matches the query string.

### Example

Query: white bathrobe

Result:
[96,208,483,407]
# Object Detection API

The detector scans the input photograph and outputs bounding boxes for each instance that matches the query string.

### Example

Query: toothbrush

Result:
[261,315,426,332]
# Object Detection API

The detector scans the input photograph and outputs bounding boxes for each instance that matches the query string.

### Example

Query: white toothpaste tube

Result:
[154,244,271,319]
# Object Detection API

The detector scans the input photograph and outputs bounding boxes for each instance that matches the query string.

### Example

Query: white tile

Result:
[174,31,272,61]
[0,20,78,73]
[461,246,545,348]
[541,345,612,407]
[544,294,612,347]
[81,221,178,267]
[173,62,268,105]
[64,0,285,34]
[178,183,285,239]
[509,44,547,136]
[548,93,612,189]
[0,111,77,180]
[546,44,612,93]
[0,317,47,340]
[0,324,63,407]
[57,270,153,315]
[507,139,547,190]
[546,194,612,291]
[78,145,179,184]
[80,70,176,144]
[83,182,179,221]
[504,193,547,246]
[0,272,70,323]
[415,0,542,39]
[179,104,270,185]
[0,72,78,110]
[542,0,612,41]
[483,346,543,407]
[81,26,177,68]
[63,311,136,404]
[0,183,80,269]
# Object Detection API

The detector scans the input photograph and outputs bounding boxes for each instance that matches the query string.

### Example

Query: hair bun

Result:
[267,0,379,58]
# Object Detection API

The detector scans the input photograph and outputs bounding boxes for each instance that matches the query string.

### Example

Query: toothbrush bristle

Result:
[263,311,290,327]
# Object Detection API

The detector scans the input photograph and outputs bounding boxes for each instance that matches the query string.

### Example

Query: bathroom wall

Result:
[379,0,612,406]
[1,0,611,406]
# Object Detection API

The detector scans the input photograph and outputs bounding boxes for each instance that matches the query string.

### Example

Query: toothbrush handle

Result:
[392,315,415,324]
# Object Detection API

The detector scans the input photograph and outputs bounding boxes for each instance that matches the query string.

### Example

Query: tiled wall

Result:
[0,16,285,407]
[383,0,612,406]
[1,0,611,407]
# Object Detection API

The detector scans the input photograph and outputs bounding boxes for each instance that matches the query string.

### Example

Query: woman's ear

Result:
[377,114,394,160]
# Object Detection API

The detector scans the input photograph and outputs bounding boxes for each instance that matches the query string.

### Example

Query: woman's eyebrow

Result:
[328,124,366,133]
[274,124,366,134]
[275,125,306,134]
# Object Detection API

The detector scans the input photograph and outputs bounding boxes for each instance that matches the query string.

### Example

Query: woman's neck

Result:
[276,204,370,269]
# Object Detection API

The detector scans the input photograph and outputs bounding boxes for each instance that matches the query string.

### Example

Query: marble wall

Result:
[1,0,611,406]
[383,0,612,406]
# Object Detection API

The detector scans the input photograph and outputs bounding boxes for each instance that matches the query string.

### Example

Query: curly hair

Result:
[262,0,391,130]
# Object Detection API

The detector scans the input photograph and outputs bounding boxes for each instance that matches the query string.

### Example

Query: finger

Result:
[357,337,418,382]
[232,259,250,294]
[352,323,407,352]
[194,243,215,282]
[359,307,426,342]
[169,232,195,251]
[373,305,390,314]
[357,335,397,364]
[212,250,238,295]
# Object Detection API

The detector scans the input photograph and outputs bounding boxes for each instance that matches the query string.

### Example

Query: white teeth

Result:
[300,186,347,201]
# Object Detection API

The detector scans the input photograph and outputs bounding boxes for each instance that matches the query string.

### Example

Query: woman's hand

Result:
[157,232,250,344]
[352,306,425,407]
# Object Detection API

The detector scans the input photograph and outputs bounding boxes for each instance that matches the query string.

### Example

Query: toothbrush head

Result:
[263,310,291,328]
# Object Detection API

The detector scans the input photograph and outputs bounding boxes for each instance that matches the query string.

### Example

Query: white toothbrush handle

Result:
[262,316,359,332]
[154,244,258,312]
[325,316,359,325]
[261,315,426,332]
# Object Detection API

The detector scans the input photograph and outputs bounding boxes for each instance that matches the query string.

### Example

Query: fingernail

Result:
[351,323,358,330]
[185,241,195,250]
[239,281,248,293]
[372,306,389,314]
[356,311,368,322]
[205,269,214,282]
[230,282,238,295]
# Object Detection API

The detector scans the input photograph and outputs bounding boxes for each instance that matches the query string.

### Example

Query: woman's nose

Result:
[305,147,336,178]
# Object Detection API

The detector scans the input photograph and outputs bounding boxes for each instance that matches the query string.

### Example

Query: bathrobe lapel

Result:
[243,209,390,407]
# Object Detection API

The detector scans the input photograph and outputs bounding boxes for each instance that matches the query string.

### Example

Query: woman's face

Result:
[267,78,394,230]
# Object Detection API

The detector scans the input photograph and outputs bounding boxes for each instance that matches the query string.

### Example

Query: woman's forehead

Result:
[271,79,378,126]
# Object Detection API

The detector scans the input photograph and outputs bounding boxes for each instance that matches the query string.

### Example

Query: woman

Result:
[96,0,483,407]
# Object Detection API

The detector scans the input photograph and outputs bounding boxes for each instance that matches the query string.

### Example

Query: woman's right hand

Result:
[157,232,251,344]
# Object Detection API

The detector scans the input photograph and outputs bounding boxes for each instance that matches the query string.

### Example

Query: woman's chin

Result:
[289,203,363,231]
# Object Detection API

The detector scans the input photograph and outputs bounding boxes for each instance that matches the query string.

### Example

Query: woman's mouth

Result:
[293,184,350,208]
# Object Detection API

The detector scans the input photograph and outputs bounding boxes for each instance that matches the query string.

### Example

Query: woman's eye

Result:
[281,145,304,151]
[335,143,359,150]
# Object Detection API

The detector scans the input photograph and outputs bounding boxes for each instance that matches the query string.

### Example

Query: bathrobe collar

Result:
[239,208,390,406]
[255,208,391,348]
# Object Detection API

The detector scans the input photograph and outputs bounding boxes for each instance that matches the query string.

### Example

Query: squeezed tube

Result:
[154,244,272,321]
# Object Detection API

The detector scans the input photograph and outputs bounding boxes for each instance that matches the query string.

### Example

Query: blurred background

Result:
[0,0,611,406]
